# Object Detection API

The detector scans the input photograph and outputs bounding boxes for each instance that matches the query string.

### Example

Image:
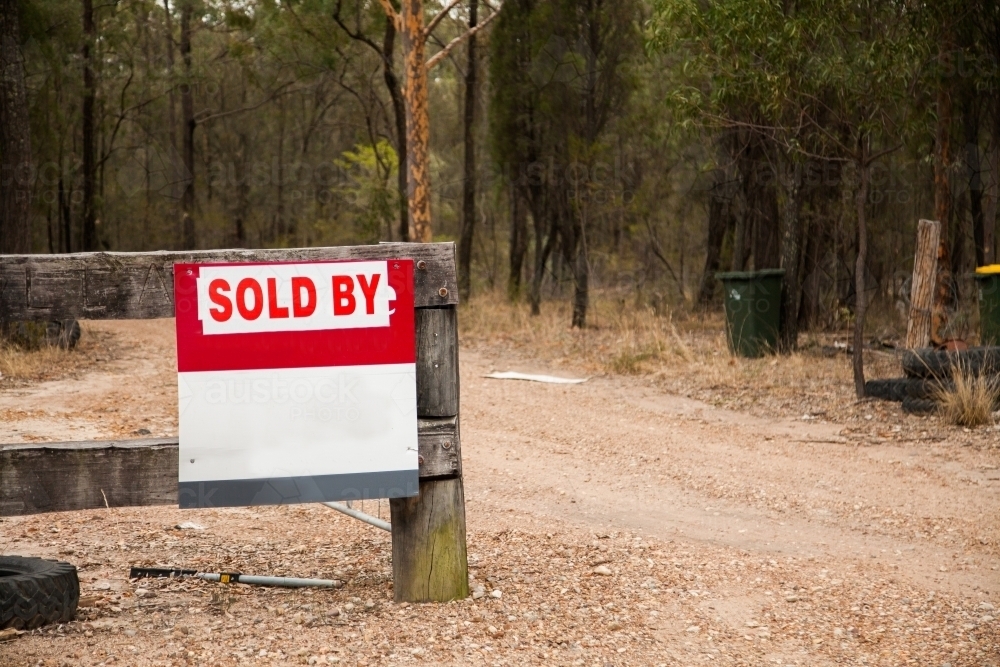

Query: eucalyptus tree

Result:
[377,0,498,243]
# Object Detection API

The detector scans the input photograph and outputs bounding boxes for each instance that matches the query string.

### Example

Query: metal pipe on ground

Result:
[129,567,340,589]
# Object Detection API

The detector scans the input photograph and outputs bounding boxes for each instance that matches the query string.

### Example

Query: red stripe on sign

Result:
[174,259,415,372]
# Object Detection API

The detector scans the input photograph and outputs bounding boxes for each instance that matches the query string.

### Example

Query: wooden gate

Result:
[0,242,468,602]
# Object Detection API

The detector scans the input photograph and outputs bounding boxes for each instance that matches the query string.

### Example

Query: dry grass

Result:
[0,344,76,380]
[0,322,115,383]
[936,366,1000,428]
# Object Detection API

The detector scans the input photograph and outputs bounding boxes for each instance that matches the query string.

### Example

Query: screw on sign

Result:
[173,260,419,509]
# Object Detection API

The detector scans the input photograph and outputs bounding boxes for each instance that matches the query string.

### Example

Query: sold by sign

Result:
[174,260,418,508]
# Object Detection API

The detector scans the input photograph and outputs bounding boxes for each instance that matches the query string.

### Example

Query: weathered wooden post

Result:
[906,219,941,349]
[392,302,468,602]
[0,242,469,603]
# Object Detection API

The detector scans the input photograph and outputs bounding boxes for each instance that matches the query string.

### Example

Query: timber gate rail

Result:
[0,242,469,603]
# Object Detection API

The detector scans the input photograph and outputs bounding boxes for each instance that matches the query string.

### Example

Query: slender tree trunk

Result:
[932,43,954,343]
[567,196,588,328]
[528,196,553,316]
[571,225,588,328]
[458,0,478,299]
[984,140,999,266]
[964,101,986,267]
[400,0,431,242]
[507,184,528,301]
[162,0,177,152]
[381,9,409,241]
[58,174,71,253]
[731,200,747,271]
[778,152,802,352]
[0,0,32,254]
[853,153,870,399]
[81,0,98,250]
[697,168,728,305]
[180,0,196,250]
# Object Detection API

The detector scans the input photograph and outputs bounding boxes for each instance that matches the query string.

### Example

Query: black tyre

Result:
[902,396,938,415]
[865,378,903,401]
[904,377,951,399]
[0,556,79,629]
[902,347,1000,380]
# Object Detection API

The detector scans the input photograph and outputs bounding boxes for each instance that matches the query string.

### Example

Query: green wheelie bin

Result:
[716,269,785,357]
[974,264,1000,345]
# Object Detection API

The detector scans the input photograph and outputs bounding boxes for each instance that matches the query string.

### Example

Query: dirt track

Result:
[1,319,998,666]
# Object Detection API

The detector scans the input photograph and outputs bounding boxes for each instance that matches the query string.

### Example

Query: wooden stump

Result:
[390,476,469,602]
[906,219,940,349]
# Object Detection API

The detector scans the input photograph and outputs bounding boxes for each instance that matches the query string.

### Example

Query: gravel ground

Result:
[1,317,998,667]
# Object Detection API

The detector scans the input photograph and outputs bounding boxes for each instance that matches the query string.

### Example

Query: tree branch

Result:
[424,0,463,38]
[426,7,498,69]
[194,82,295,124]
[377,0,401,31]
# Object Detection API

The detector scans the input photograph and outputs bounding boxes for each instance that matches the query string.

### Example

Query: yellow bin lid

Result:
[975,264,1000,275]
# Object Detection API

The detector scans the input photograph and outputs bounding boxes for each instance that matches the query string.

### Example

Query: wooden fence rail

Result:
[0,242,468,603]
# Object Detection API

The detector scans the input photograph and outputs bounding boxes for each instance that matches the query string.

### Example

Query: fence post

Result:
[906,219,940,349]
[390,305,469,602]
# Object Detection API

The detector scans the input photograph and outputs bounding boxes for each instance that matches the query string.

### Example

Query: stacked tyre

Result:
[864,347,1000,414]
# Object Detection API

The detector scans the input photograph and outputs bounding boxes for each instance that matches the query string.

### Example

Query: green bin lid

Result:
[715,268,786,281]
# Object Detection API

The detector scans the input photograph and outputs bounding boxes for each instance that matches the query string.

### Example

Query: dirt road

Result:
[1,320,997,666]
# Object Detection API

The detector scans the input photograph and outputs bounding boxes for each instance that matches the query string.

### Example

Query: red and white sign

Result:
[174,259,418,508]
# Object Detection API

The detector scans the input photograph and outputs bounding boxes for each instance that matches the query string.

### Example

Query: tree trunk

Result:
[984,141,999,267]
[508,184,528,301]
[180,0,196,250]
[458,0,477,300]
[696,168,729,305]
[853,154,870,399]
[381,9,408,241]
[797,209,823,331]
[400,0,431,242]
[778,153,802,352]
[0,0,32,254]
[162,0,178,155]
[730,198,747,271]
[528,196,554,316]
[932,45,953,343]
[81,0,98,251]
[964,100,986,268]
[571,228,588,328]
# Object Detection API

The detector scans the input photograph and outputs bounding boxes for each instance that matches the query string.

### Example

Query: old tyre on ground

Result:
[865,378,907,402]
[0,556,79,629]
[902,396,938,415]
[865,377,951,402]
[902,347,1000,379]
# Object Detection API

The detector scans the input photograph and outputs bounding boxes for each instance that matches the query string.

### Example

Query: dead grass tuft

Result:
[935,367,999,428]
[0,344,76,380]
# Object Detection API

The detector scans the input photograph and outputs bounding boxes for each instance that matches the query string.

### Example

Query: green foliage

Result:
[334,140,400,244]
[649,0,919,159]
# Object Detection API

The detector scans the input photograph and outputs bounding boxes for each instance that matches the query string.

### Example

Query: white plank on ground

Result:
[484,371,588,384]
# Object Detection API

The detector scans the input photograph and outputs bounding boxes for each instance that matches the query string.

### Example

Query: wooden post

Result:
[906,219,940,349]
[390,476,469,602]
[391,303,468,602]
